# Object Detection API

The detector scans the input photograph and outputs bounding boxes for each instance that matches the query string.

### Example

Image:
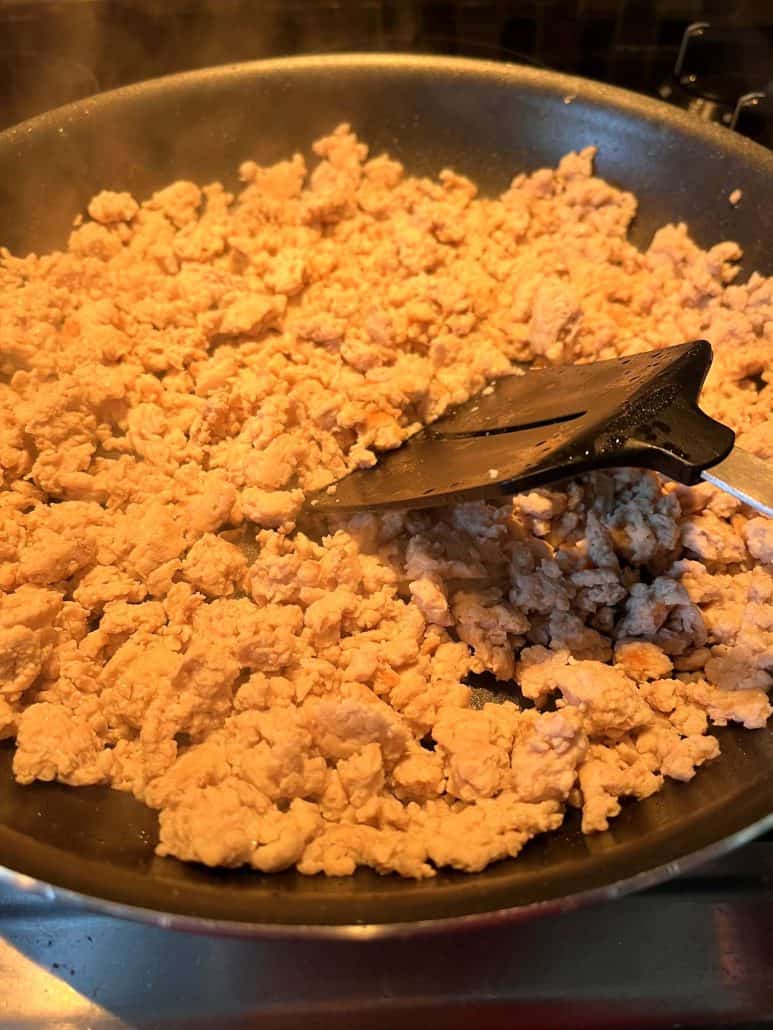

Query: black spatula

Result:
[308,341,773,517]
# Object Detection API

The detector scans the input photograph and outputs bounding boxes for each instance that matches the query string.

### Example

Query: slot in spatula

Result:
[307,341,773,517]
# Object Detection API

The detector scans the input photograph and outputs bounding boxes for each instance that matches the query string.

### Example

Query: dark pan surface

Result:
[0,55,771,934]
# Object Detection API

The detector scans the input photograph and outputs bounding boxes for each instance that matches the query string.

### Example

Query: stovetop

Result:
[0,2,772,1026]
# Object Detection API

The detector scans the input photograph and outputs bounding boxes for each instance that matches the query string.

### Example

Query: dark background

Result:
[0,0,772,130]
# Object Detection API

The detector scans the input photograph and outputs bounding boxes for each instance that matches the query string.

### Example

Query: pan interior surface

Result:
[0,55,771,932]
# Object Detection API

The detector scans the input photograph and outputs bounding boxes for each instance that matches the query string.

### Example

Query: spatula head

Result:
[308,341,735,514]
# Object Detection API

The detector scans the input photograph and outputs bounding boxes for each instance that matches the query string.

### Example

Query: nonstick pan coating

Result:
[0,55,771,935]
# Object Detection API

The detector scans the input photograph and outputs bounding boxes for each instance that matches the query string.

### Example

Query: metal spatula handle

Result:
[701,447,773,518]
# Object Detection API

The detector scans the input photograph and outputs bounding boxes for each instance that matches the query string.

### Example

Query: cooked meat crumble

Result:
[0,125,771,877]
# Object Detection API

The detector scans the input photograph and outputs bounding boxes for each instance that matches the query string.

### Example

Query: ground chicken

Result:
[0,125,770,878]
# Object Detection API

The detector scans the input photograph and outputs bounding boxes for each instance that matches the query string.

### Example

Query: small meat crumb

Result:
[241,488,304,530]
[88,190,139,224]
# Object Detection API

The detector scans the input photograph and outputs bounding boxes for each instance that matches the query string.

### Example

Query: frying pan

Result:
[0,54,772,936]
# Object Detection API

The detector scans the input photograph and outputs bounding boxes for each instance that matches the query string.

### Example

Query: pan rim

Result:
[1,51,772,175]
[0,52,771,936]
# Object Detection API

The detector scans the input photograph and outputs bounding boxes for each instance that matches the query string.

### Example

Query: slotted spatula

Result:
[307,341,773,517]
